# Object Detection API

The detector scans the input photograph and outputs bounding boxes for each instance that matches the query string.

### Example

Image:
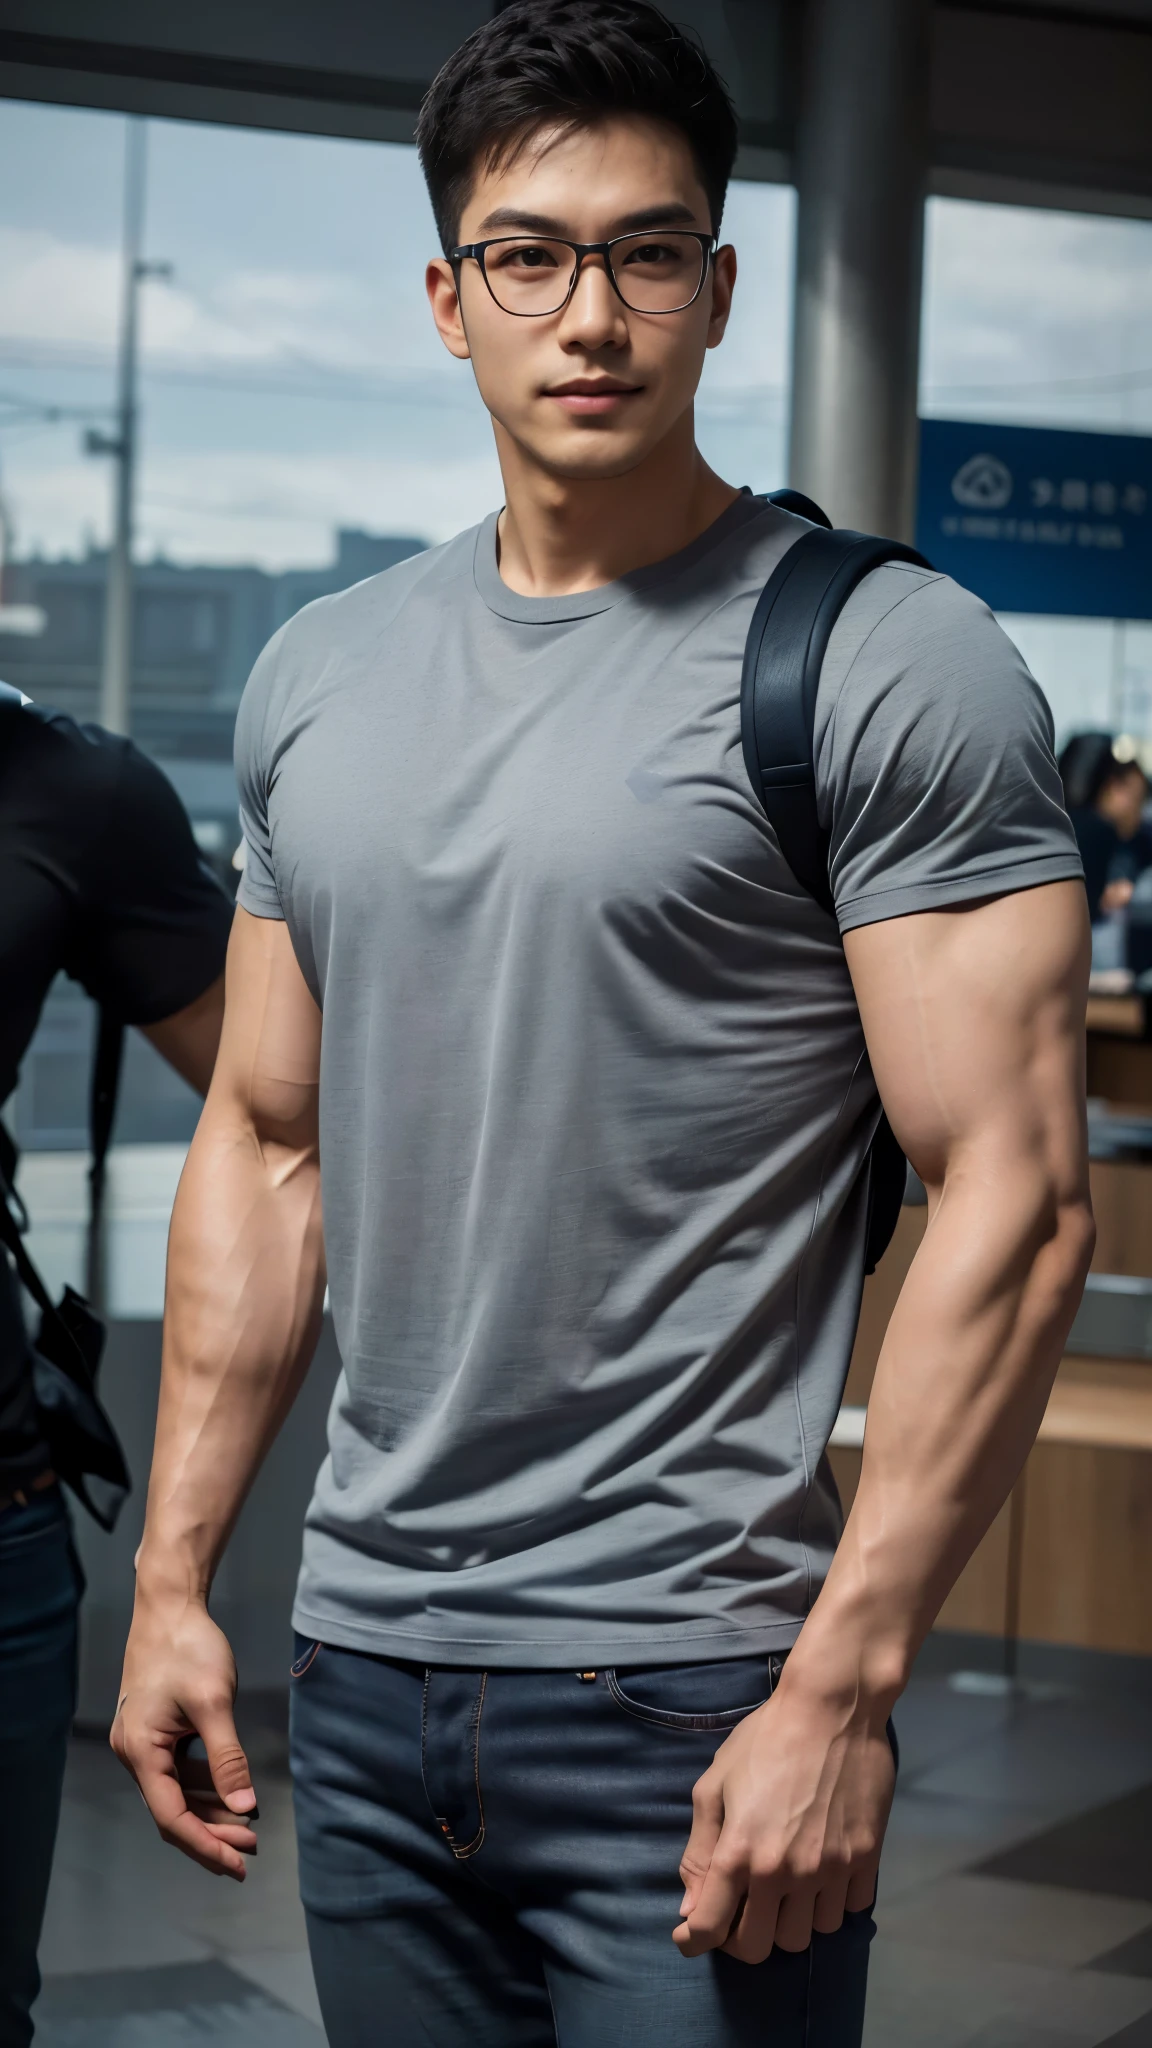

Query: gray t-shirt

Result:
[236,494,1081,1666]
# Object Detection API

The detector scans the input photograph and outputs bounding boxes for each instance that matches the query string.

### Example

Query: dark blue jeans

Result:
[291,1636,878,2046]
[0,1486,82,2048]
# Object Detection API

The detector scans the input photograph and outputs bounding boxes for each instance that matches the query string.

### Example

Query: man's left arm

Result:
[676,877,1094,1963]
[141,975,226,1096]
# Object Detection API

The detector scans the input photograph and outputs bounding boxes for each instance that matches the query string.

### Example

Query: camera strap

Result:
[0,1005,125,1374]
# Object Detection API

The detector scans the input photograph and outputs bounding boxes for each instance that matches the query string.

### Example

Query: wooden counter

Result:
[1088,990,1152,1105]
[832,1344,1152,1659]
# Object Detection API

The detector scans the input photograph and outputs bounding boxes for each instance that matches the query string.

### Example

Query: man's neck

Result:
[493,412,740,597]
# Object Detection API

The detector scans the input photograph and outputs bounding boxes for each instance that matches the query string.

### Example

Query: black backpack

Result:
[742,490,932,1274]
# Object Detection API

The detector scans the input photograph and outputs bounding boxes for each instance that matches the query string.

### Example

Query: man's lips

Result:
[545,380,644,415]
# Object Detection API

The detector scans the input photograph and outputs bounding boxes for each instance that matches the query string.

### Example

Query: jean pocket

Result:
[605,1653,785,1732]
[290,1637,323,1680]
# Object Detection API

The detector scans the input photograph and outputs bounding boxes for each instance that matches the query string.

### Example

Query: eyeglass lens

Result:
[481,234,706,315]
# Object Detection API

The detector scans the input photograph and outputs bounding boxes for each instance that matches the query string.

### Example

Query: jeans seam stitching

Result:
[450,1670,487,1859]
[420,1666,434,1831]
[604,1668,769,1730]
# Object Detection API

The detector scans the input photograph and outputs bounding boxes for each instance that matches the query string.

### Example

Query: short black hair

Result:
[416,0,739,255]
[1058,732,1146,811]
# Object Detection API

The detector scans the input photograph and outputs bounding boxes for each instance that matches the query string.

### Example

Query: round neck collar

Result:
[472,491,767,624]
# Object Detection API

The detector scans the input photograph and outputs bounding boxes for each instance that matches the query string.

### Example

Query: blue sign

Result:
[916,418,1152,620]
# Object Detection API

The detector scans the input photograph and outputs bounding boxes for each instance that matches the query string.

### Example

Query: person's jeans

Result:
[291,1635,880,2046]
[0,1486,82,2048]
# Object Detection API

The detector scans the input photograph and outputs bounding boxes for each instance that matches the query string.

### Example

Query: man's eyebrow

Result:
[469,201,704,239]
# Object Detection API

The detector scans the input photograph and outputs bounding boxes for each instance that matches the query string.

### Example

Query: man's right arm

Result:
[111,909,326,1879]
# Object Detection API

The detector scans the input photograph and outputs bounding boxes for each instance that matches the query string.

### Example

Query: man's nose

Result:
[557,254,629,347]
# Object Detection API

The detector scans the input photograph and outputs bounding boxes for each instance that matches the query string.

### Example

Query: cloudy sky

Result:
[1,95,1151,736]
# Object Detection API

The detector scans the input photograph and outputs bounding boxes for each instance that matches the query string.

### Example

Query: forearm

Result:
[785,1162,1093,1714]
[135,1105,325,1604]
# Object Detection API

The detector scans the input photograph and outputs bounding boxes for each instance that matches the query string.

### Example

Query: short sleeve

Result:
[815,566,1084,934]
[234,631,286,921]
[69,735,233,1022]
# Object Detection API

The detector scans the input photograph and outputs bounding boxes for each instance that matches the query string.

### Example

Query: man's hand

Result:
[674,1681,895,1962]
[112,1596,257,1880]
[110,913,325,1877]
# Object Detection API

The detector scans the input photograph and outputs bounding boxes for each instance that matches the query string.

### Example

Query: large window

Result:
[921,195,1152,746]
[3,97,1150,1301]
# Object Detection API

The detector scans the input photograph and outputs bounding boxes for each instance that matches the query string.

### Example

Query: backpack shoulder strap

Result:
[742,500,931,1274]
[741,510,930,914]
[85,1009,125,1307]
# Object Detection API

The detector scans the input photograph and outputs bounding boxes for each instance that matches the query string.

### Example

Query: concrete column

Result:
[787,0,931,541]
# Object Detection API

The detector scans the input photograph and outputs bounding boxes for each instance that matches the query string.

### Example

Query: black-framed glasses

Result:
[450,231,716,318]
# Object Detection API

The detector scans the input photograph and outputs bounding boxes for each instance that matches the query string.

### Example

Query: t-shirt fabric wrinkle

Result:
[235,495,1082,1667]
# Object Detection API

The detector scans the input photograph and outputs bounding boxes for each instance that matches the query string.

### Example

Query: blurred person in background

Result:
[1059,731,1152,921]
[0,682,232,2048]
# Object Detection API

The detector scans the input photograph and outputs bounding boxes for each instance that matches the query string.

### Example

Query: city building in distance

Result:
[1,527,426,1153]
[0,526,427,760]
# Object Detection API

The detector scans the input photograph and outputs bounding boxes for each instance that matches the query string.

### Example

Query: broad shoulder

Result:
[233,525,479,763]
[823,562,1009,688]
[268,527,472,667]
[817,563,1037,746]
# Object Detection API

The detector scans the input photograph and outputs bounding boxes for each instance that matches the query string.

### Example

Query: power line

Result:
[0,389,111,423]
[0,343,482,410]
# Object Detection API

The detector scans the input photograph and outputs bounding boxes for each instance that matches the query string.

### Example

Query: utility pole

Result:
[85,118,170,735]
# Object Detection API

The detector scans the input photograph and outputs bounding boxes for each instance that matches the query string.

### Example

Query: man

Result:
[1059,731,1152,920]
[112,5,1093,2044]
[0,685,232,2047]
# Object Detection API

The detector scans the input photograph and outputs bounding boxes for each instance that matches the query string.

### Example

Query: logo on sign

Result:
[951,454,1013,511]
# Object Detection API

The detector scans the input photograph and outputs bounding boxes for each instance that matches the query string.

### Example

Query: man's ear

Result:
[705,244,736,352]
[426,258,472,361]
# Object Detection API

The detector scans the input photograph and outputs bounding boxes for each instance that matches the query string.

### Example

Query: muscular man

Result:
[0,687,231,2048]
[113,6,1093,2044]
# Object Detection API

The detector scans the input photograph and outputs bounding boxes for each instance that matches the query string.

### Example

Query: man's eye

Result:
[496,244,558,270]
[624,242,680,266]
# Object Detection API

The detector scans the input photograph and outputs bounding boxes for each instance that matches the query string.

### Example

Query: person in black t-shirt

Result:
[0,684,232,2048]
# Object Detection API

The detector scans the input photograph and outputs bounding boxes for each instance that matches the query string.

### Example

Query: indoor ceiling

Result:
[0,0,1150,217]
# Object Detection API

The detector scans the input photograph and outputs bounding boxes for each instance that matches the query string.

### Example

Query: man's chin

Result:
[524,433,665,485]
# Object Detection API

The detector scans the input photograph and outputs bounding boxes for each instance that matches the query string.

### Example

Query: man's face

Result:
[426,114,736,481]
[1098,763,1149,839]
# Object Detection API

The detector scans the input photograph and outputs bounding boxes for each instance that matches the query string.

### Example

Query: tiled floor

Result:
[35,1707,324,2046]
[866,1664,1152,2047]
[32,1655,1152,2046]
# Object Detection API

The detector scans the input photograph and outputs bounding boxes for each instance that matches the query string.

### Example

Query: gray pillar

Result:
[788,0,930,541]
[99,118,147,738]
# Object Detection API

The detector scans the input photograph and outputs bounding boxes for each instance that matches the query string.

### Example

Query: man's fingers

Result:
[811,1876,851,1936]
[198,1707,257,1815]
[673,1846,750,1958]
[134,1744,253,1877]
[677,1769,724,1917]
[156,1807,252,1879]
[772,1885,819,1952]
[845,1864,879,1914]
[180,1752,261,1825]
[717,1880,782,1965]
